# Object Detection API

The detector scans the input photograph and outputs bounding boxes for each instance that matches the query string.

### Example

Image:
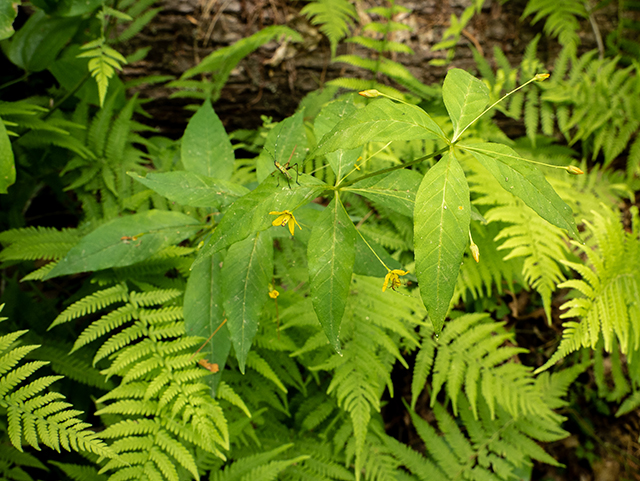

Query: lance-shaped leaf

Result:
[184,252,230,395]
[129,171,248,208]
[308,196,356,352]
[463,142,580,239]
[222,232,273,373]
[45,211,201,279]
[181,101,234,180]
[414,152,470,334]
[443,69,490,142]
[195,175,327,265]
[313,98,446,157]
[348,169,422,217]
[256,110,308,182]
[314,98,361,181]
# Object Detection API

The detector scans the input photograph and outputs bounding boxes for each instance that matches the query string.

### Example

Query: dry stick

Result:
[190,318,228,361]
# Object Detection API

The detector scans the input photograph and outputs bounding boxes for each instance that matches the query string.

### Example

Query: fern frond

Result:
[49,283,129,329]
[383,395,564,480]
[0,312,111,458]
[454,221,523,306]
[521,0,587,48]
[301,275,423,477]
[538,205,640,371]
[0,226,80,262]
[469,161,569,320]
[415,312,557,421]
[301,0,357,57]
[78,40,128,107]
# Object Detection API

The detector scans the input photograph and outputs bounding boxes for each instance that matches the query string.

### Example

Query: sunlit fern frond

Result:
[537,205,640,372]
[411,312,560,422]
[0,306,112,458]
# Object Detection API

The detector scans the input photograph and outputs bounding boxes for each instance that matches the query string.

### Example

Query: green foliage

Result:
[77,38,128,108]
[173,26,303,102]
[538,205,640,370]
[0,305,112,458]
[518,0,588,49]
[384,366,582,481]
[301,0,357,58]
[329,1,436,100]
[430,0,487,66]
[478,39,640,175]
[50,284,230,480]
[2,1,640,479]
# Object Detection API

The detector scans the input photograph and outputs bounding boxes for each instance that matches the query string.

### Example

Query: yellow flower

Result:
[382,269,409,292]
[268,288,279,299]
[269,210,301,236]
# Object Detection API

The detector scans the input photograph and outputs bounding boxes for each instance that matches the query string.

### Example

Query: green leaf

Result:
[3,10,81,71]
[45,211,201,279]
[314,98,361,180]
[348,169,422,217]
[195,175,327,263]
[256,110,307,183]
[313,98,446,157]
[442,68,490,142]
[0,0,18,41]
[181,101,234,180]
[414,152,470,334]
[184,253,230,395]
[128,171,249,208]
[463,142,580,239]
[0,116,16,193]
[307,195,356,352]
[179,25,302,101]
[222,232,273,373]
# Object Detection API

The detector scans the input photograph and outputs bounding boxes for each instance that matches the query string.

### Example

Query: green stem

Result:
[340,146,449,188]
[453,74,548,142]
[0,73,29,91]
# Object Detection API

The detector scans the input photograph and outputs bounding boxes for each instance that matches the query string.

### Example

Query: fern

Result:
[0,100,94,160]
[47,285,231,480]
[468,158,569,321]
[61,94,153,221]
[538,205,640,370]
[0,226,80,265]
[519,0,588,49]
[301,0,357,58]
[0,306,112,458]
[430,0,486,66]
[487,42,640,170]
[329,1,436,100]
[78,3,130,110]
[412,312,560,422]
[292,275,423,479]
[49,461,108,481]
[381,386,573,480]
[453,220,523,306]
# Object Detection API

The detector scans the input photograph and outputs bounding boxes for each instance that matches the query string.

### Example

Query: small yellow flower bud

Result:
[470,242,480,263]
[358,89,382,98]
[566,165,584,175]
[534,73,550,82]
